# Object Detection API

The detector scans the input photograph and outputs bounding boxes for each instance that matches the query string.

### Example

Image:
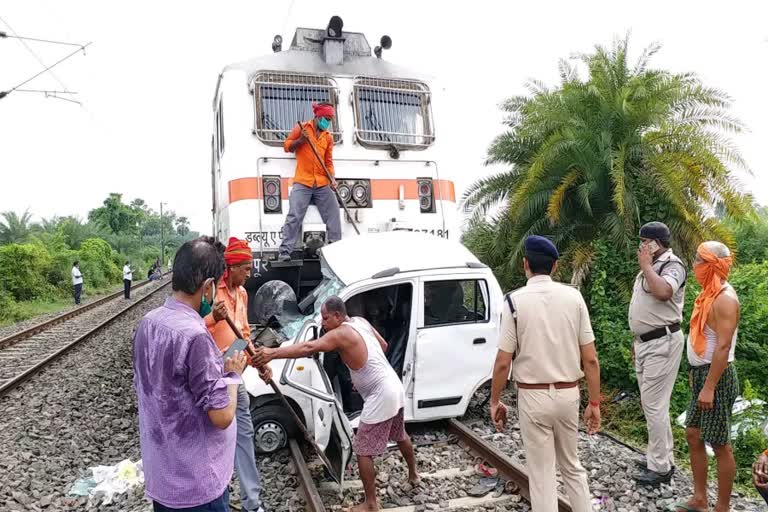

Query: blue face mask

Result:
[317,117,331,132]
[199,280,215,317]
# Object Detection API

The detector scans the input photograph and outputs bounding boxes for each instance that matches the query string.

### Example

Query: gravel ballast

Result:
[2,299,763,511]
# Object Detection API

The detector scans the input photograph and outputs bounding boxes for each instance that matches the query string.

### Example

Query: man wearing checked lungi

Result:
[253,296,419,512]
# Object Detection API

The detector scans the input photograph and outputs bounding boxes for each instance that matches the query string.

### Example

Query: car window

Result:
[423,279,488,327]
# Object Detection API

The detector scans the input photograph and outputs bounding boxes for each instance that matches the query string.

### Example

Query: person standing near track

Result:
[71,260,83,305]
[671,241,740,512]
[133,236,247,512]
[629,222,688,486]
[489,235,601,512]
[123,261,133,299]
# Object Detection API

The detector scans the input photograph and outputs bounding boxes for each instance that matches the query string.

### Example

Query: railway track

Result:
[287,418,573,512]
[0,278,172,396]
[0,276,164,351]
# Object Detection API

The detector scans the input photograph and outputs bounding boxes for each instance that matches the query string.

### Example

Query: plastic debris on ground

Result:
[68,459,144,504]
[676,397,767,456]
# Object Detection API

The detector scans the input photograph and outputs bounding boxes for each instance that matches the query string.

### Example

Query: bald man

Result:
[672,241,739,512]
[253,296,418,512]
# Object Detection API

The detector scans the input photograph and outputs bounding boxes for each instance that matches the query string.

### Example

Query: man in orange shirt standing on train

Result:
[278,102,341,262]
[205,237,269,512]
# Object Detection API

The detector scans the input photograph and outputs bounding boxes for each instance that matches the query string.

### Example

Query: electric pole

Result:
[160,202,165,271]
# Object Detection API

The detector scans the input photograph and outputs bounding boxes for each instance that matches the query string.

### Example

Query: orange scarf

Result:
[689,246,732,356]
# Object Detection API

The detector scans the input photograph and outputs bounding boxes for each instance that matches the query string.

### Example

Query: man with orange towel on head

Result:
[671,241,740,512]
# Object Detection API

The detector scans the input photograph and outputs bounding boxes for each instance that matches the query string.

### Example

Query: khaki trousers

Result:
[634,329,684,473]
[518,386,592,512]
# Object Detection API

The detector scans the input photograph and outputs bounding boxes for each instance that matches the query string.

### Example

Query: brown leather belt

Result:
[516,381,579,390]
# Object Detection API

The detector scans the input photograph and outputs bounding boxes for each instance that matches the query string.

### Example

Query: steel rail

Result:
[447,419,573,512]
[0,277,163,350]
[288,439,326,512]
[0,280,172,396]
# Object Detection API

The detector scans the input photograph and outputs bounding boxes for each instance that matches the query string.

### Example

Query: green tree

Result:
[463,37,752,282]
[0,210,39,244]
[725,207,768,264]
[175,216,190,236]
[88,193,140,236]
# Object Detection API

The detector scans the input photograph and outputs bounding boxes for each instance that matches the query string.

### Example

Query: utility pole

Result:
[160,202,165,271]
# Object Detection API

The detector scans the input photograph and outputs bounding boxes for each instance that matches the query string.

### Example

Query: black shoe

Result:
[634,456,676,473]
[634,467,673,486]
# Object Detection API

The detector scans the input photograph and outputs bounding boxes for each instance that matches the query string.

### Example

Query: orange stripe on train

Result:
[228,178,455,203]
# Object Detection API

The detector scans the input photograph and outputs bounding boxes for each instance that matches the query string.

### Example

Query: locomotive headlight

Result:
[337,183,351,203]
[352,183,368,204]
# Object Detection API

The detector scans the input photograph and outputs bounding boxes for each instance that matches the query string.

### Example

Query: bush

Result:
[78,238,121,290]
[0,243,54,301]
[0,289,25,323]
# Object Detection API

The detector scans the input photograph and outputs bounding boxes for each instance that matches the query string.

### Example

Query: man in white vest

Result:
[253,296,419,512]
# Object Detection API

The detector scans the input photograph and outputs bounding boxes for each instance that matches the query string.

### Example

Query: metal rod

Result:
[222,316,336,472]
[295,122,361,235]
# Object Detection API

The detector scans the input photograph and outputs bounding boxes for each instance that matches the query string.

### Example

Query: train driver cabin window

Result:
[353,77,435,148]
[253,72,341,146]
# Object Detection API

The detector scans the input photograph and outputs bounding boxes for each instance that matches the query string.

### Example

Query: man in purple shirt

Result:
[133,236,248,511]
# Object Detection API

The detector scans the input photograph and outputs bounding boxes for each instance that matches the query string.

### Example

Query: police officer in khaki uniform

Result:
[629,221,687,486]
[490,236,601,512]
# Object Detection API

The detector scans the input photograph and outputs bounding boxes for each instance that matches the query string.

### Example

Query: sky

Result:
[1,1,767,234]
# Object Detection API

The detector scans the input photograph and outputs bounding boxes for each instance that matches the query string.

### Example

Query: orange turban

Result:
[689,244,733,356]
[312,103,334,118]
[222,237,251,280]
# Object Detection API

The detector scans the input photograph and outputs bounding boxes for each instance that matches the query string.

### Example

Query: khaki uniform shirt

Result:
[499,275,595,384]
[628,249,686,337]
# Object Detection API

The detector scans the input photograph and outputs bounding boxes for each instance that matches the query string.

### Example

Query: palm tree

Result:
[463,37,752,282]
[0,210,39,244]
[175,216,190,236]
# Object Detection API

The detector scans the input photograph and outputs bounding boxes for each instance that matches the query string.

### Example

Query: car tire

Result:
[251,403,300,454]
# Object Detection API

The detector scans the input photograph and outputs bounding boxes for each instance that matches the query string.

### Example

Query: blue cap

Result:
[524,235,559,260]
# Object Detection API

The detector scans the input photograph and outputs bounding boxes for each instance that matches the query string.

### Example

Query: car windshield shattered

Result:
[275,257,344,340]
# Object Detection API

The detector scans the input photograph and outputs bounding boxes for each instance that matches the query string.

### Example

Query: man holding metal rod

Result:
[203,237,272,512]
[278,102,342,262]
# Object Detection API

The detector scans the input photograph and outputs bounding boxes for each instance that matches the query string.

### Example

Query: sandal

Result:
[467,476,499,497]
[474,462,498,477]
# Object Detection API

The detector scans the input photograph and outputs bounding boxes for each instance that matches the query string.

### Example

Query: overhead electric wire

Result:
[15,89,78,94]
[0,31,84,47]
[0,42,91,100]
[0,16,84,106]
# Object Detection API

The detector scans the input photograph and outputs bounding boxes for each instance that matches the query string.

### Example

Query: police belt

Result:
[638,322,681,342]
[516,381,579,390]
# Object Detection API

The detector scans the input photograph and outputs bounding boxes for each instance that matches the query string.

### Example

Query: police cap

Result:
[639,222,671,244]
[524,235,559,260]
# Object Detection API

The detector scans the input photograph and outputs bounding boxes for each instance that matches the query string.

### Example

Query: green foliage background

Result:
[0,194,199,323]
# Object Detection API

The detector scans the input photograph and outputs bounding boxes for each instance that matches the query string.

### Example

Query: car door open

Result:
[280,319,354,485]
